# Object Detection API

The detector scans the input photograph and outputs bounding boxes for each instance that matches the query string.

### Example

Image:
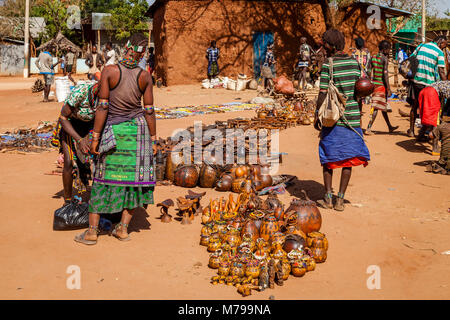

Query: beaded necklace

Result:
[119,56,139,69]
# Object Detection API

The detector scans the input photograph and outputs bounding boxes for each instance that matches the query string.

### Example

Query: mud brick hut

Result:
[146,0,411,85]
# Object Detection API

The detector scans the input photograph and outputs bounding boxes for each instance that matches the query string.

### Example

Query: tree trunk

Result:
[318,0,334,29]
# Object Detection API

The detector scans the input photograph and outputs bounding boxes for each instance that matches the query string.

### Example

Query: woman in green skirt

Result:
[75,34,156,245]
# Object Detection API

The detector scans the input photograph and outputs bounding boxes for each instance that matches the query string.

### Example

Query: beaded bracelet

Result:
[144,105,154,113]
[98,101,109,110]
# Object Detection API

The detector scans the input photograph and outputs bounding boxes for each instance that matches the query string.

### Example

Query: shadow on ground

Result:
[286,177,324,201]
[286,177,352,205]
[396,138,431,155]
[128,207,151,234]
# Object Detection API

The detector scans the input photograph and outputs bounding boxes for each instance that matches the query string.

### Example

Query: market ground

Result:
[0,76,449,300]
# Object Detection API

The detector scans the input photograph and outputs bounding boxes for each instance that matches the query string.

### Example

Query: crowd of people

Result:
[35,41,156,97]
[204,37,327,92]
[314,31,449,212]
[36,27,448,245]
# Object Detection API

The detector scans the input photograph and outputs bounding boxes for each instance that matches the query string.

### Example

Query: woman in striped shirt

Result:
[365,40,399,135]
[314,29,370,212]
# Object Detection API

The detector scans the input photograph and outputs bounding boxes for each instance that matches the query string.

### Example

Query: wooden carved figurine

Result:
[177,197,195,224]
[157,199,174,223]
[185,190,206,216]
[258,262,269,291]
[275,260,284,287]
[268,259,276,289]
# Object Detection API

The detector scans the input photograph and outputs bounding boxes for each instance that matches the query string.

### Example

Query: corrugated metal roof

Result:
[353,1,413,17]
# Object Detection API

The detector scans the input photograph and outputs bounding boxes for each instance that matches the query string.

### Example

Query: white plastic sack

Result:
[55,77,72,102]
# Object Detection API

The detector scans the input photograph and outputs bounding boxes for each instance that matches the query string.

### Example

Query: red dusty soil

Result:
[0,78,449,300]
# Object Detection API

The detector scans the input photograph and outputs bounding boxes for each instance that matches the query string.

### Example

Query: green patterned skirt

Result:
[89,117,155,214]
[89,182,154,214]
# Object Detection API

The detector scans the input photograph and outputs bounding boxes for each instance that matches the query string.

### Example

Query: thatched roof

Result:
[37,32,82,53]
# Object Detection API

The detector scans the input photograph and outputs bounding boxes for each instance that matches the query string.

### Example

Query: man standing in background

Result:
[206,40,220,80]
[65,47,76,85]
[296,37,314,90]
[35,45,62,102]
[85,45,104,80]
[104,42,116,66]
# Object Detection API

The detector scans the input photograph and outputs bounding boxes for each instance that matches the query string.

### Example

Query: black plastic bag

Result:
[53,200,89,231]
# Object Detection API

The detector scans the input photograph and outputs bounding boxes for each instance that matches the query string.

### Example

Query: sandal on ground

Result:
[389,126,399,133]
[111,222,131,242]
[334,199,345,212]
[334,194,345,212]
[406,129,414,137]
[74,228,98,245]
[317,193,333,209]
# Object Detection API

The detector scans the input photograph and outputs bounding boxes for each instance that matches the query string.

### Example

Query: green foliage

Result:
[108,0,149,40]
[80,0,115,18]
[426,15,450,31]
[79,0,149,40]
[31,0,78,42]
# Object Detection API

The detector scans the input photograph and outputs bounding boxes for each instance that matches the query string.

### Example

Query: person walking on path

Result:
[314,29,370,212]
[35,45,62,102]
[206,40,220,80]
[352,37,371,111]
[407,36,447,137]
[74,33,156,245]
[365,40,399,135]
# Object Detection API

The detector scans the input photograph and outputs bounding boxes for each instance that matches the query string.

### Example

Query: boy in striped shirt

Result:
[408,36,447,137]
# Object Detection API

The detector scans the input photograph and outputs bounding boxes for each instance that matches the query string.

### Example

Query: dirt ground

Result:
[0,76,449,300]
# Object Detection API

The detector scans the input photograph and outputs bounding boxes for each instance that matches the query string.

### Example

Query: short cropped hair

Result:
[323,29,345,51]
[129,33,148,47]
[378,40,391,51]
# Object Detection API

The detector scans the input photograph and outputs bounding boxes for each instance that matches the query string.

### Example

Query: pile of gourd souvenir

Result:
[252,96,317,128]
[200,185,329,297]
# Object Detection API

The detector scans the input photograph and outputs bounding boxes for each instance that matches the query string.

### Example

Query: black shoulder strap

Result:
[136,68,145,94]
[110,64,122,91]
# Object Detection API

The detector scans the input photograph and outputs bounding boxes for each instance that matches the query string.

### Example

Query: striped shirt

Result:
[320,54,361,127]
[371,53,385,86]
[412,42,445,86]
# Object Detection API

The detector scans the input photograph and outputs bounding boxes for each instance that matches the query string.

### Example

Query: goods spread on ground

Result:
[155,96,316,191]
[155,102,262,119]
[199,186,328,297]
[0,121,56,153]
